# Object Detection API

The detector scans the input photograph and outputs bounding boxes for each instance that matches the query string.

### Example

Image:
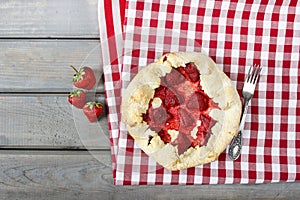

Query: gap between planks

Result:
[0,148,111,155]
[0,37,100,40]
[0,92,105,96]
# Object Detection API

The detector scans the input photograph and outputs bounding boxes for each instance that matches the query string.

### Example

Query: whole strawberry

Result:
[68,90,86,108]
[83,102,103,122]
[71,65,96,90]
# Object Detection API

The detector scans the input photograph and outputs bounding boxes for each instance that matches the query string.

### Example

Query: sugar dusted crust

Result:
[121,52,242,170]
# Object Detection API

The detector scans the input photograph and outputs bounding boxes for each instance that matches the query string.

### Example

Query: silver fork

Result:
[228,64,262,160]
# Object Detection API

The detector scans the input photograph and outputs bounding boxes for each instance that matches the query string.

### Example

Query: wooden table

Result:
[0,1,299,199]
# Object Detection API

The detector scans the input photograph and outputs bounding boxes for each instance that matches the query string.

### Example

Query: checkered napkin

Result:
[99,0,300,185]
[98,0,126,179]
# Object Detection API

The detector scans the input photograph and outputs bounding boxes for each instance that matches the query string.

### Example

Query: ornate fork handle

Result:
[228,98,250,160]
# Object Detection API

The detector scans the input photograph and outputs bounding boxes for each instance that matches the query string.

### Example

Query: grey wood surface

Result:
[0,0,299,199]
[0,40,103,92]
[0,0,99,38]
[0,95,109,148]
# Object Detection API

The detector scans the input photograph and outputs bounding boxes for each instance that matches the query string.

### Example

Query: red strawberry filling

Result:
[143,62,219,155]
[186,92,209,111]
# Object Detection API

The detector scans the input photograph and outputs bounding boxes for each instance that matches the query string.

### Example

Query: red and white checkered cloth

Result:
[98,0,126,179]
[99,0,300,185]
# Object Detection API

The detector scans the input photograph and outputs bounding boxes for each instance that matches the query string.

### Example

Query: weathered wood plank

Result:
[0,95,110,149]
[0,40,103,92]
[0,0,99,38]
[0,151,299,200]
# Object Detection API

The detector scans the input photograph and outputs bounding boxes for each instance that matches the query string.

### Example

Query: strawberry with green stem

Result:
[68,90,86,108]
[71,66,96,90]
[83,102,104,122]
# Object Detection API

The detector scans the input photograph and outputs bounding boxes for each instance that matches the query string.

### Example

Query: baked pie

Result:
[122,52,241,170]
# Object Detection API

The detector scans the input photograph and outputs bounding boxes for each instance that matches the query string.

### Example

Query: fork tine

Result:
[247,65,255,83]
[247,65,256,82]
[251,65,258,83]
[246,65,252,82]
[252,65,262,84]
[246,64,261,84]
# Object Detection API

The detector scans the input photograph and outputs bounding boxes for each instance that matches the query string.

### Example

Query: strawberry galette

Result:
[122,52,241,170]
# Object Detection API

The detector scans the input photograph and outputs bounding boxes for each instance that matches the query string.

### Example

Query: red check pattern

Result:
[98,0,126,180]
[100,0,300,185]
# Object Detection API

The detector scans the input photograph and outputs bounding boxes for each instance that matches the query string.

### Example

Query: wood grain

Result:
[0,95,109,149]
[0,40,103,92]
[0,151,299,200]
[0,0,99,38]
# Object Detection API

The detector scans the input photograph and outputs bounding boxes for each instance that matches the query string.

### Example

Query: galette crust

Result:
[122,52,242,170]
